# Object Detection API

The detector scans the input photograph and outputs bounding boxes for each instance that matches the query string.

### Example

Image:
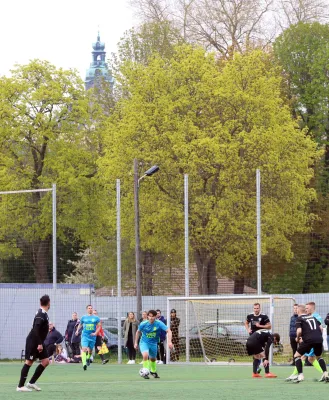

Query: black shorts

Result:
[25,337,48,361]
[95,336,102,348]
[297,342,323,357]
[246,338,263,356]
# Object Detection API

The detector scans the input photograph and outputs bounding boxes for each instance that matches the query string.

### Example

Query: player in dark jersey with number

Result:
[246,330,277,378]
[293,304,328,383]
[16,295,51,392]
[245,303,274,377]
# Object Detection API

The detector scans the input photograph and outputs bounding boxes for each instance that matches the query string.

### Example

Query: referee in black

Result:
[17,294,51,392]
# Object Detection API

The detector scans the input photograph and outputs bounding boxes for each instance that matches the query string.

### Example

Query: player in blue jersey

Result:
[134,309,173,379]
[75,305,101,371]
[286,302,327,382]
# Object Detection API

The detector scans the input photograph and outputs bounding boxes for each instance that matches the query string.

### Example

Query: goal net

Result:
[167,296,295,365]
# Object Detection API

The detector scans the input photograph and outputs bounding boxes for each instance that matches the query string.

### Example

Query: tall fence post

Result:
[116,179,122,364]
[256,169,262,295]
[184,174,190,362]
[52,183,57,324]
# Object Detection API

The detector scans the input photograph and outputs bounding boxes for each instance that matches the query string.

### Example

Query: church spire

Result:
[85,32,114,91]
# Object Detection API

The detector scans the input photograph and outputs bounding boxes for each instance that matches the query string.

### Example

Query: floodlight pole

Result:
[256,169,262,295]
[134,159,142,320]
[116,179,122,364]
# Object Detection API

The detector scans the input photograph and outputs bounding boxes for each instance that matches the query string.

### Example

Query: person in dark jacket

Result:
[156,309,167,364]
[170,309,180,361]
[325,313,329,352]
[289,304,299,365]
[65,312,81,359]
[44,323,64,357]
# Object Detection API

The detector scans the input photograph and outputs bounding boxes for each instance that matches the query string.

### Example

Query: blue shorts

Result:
[139,341,158,358]
[304,348,315,357]
[81,336,96,349]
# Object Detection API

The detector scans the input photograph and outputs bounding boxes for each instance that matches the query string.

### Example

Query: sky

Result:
[0,0,137,80]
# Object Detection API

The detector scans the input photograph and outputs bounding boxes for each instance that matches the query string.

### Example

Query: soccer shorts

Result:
[298,342,322,357]
[81,336,96,349]
[25,337,48,361]
[139,341,158,358]
[246,338,263,356]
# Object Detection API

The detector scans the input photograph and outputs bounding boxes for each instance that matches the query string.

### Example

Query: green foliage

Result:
[99,45,319,293]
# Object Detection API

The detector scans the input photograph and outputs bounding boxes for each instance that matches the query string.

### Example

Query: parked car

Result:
[180,320,248,359]
[103,329,126,355]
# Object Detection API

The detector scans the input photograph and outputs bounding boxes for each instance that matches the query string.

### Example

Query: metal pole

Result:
[134,159,142,320]
[184,174,190,362]
[116,179,122,364]
[256,169,262,295]
[52,183,57,324]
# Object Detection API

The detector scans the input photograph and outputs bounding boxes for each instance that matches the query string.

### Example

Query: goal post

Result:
[166,295,295,365]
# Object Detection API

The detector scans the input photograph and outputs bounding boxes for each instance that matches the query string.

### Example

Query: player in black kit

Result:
[16,295,51,392]
[245,303,274,377]
[293,304,328,383]
[246,330,277,378]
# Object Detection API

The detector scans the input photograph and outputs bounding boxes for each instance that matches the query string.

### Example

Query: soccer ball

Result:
[139,368,150,377]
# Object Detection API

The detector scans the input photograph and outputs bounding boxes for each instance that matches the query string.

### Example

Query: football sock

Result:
[18,364,31,387]
[293,360,305,375]
[317,358,327,372]
[99,354,105,361]
[295,357,303,374]
[264,363,269,374]
[29,364,45,384]
[82,352,87,366]
[150,360,156,373]
[87,353,91,360]
[253,359,259,373]
[143,360,149,369]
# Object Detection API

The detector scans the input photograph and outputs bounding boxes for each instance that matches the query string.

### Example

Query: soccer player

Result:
[246,329,277,378]
[245,303,272,377]
[134,309,173,379]
[292,304,328,383]
[16,294,51,392]
[76,305,101,371]
[286,302,326,382]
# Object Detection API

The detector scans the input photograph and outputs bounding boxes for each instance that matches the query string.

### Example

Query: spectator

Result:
[156,309,167,364]
[289,304,299,365]
[123,312,139,364]
[273,333,283,355]
[140,311,148,323]
[44,323,64,357]
[53,344,70,363]
[65,312,81,359]
[325,312,329,352]
[170,309,180,361]
[93,309,109,365]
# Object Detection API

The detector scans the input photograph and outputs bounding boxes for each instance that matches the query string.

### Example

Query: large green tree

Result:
[0,60,107,283]
[99,45,318,294]
[274,22,329,292]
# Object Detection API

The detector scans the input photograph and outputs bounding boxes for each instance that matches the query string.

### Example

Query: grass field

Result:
[1,362,329,400]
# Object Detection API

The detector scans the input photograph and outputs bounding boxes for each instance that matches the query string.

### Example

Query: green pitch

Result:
[1,363,328,400]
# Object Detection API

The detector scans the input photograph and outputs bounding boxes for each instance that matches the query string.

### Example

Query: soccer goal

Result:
[167,295,295,365]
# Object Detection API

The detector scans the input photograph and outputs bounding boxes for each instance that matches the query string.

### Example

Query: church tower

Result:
[85,32,114,91]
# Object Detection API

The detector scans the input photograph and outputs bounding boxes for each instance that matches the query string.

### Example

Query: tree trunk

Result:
[142,250,153,295]
[233,274,245,294]
[34,238,51,283]
[194,249,218,295]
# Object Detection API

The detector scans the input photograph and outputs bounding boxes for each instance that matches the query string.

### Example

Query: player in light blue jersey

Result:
[76,305,101,371]
[286,302,327,382]
[134,309,173,379]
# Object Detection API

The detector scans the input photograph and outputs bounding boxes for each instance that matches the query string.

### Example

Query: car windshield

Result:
[225,325,247,336]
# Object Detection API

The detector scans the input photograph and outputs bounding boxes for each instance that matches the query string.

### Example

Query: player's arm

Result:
[296,327,302,342]
[244,318,251,334]
[263,335,273,362]
[257,322,271,329]
[91,322,101,337]
[32,318,44,347]
[166,328,173,349]
[134,329,141,349]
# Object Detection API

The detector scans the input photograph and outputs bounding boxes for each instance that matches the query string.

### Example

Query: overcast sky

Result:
[0,0,136,80]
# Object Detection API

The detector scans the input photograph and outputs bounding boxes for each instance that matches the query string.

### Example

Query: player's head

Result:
[93,309,98,315]
[40,294,50,311]
[86,304,93,315]
[72,312,78,320]
[297,304,306,315]
[253,303,261,315]
[305,302,315,315]
[273,333,280,344]
[148,310,157,323]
